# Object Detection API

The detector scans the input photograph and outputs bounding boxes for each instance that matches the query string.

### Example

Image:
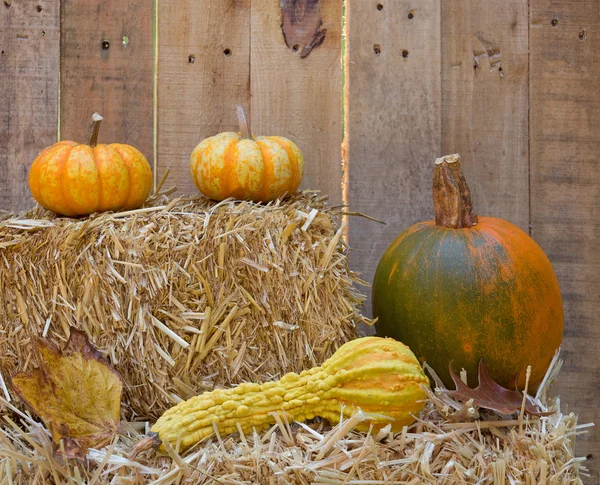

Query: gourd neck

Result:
[236,105,254,140]
[433,154,478,229]
[88,112,104,148]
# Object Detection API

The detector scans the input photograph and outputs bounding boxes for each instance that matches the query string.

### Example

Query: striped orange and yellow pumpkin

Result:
[190,107,304,202]
[28,113,152,217]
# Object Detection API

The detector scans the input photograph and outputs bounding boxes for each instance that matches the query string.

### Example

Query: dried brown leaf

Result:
[446,360,551,416]
[9,329,122,459]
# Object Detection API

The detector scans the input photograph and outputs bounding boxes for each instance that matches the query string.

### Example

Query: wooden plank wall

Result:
[0,0,59,212]
[60,0,154,165]
[0,0,598,472]
[530,0,600,468]
[441,0,530,231]
[345,0,441,295]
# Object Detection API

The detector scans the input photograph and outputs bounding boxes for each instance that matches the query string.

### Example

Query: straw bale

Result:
[0,355,591,484]
[0,192,369,419]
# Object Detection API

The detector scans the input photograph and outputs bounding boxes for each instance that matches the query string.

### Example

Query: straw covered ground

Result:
[0,190,369,420]
[0,190,592,483]
[0,355,591,484]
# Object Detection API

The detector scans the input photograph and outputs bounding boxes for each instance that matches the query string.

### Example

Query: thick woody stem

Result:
[236,105,253,140]
[433,154,478,229]
[88,112,104,148]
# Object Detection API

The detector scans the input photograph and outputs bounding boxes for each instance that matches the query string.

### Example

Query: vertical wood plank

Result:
[60,0,154,165]
[157,0,250,195]
[346,0,441,315]
[250,0,343,206]
[0,0,59,212]
[441,0,529,231]
[530,1,600,471]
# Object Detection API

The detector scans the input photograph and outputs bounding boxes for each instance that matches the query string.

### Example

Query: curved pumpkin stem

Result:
[433,154,478,229]
[236,105,254,140]
[88,112,104,148]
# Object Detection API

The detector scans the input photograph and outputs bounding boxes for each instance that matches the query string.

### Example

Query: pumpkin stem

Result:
[433,154,478,229]
[236,105,254,140]
[88,112,104,148]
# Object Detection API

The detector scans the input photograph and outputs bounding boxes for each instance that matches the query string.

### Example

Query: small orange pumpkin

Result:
[190,106,304,202]
[28,113,153,217]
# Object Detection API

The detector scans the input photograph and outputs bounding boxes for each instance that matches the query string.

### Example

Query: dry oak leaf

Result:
[447,360,552,416]
[9,329,122,460]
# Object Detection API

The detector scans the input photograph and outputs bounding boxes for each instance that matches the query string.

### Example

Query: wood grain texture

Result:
[251,0,343,205]
[157,0,250,196]
[346,0,441,316]
[60,0,154,165]
[530,0,600,473]
[441,0,529,231]
[0,0,59,212]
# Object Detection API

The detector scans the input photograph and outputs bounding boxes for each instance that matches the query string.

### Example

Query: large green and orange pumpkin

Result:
[373,154,563,390]
[28,113,153,217]
[190,106,304,202]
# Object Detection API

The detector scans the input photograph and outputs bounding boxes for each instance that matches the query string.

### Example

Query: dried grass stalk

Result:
[0,193,370,419]
[0,356,591,484]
